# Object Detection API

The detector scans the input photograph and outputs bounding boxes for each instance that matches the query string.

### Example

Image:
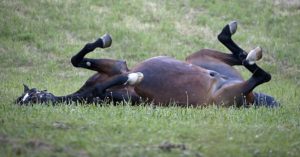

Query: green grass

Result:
[1,0,300,156]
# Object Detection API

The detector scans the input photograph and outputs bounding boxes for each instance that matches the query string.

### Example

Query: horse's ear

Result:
[23,84,30,92]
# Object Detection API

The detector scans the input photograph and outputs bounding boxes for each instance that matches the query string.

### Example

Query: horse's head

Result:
[15,84,56,105]
[253,92,280,108]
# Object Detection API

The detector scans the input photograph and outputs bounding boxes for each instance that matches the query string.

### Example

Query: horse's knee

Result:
[256,71,271,83]
[71,56,80,67]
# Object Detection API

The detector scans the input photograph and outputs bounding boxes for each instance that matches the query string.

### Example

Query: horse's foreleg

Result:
[71,34,111,66]
[70,34,128,75]
[90,72,143,102]
[73,58,129,75]
[55,73,143,104]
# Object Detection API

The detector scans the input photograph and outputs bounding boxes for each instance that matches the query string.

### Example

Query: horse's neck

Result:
[54,91,91,104]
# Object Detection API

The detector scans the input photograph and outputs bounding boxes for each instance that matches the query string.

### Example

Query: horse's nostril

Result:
[210,72,216,77]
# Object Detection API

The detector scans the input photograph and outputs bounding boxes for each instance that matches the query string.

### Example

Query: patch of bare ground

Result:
[142,1,178,25]
[90,5,109,15]
[158,141,204,157]
[158,141,187,151]
[118,15,155,32]
[0,134,89,157]
[0,45,6,54]
[274,0,300,9]
[144,2,159,14]
[278,61,300,82]
[273,0,300,16]
[52,121,71,130]
[3,1,30,19]
[143,1,166,22]
[175,22,215,39]
[65,31,82,46]
[175,8,215,44]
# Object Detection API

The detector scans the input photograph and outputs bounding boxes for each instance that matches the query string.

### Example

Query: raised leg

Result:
[218,21,270,80]
[217,21,247,61]
[213,71,272,107]
[214,21,274,106]
[71,34,129,75]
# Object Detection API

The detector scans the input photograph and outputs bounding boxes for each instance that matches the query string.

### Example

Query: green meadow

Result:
[1,0,300,156]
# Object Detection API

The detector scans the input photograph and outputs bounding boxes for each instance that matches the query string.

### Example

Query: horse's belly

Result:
[131,57,213,105]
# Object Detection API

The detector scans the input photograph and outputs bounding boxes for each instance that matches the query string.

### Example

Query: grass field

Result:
[1,0,300,156]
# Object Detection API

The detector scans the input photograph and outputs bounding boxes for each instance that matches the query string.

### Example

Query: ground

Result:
[0,0,300,157]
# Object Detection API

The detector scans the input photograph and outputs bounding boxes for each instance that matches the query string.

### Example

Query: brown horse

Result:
[16,21,279,107]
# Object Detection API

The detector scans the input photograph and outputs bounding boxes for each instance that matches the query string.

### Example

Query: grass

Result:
[1,0,300,156]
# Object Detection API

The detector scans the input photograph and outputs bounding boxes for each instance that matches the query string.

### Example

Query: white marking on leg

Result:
[86,61,91,67]
[22,93,29,102]
[127,72,144,85]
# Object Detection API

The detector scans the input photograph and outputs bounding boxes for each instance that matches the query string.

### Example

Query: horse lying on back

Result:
[16,21,279,107]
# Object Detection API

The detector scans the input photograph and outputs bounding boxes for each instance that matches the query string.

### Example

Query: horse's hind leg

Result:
[186,49,242,66]
[213,75,270,107]
[217,21,248,61]
[218,21,270,78]
[214,22,274,106]
[71,34,129,75]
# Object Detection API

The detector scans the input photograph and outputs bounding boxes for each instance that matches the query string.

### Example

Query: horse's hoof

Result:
[246,47,263,65]
[229,21,237,35]
[100,33,112,48]
[126,72,144,85]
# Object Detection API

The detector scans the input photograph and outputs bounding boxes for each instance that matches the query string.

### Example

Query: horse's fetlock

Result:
[71,57,80,67]
[264,73,271,82]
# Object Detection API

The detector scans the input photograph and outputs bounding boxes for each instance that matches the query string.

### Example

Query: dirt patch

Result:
[25,139,53,151]
[121,15,155,32]
[175,21,215,40]
[0,134,90,157]
[65,31,82,45]
[158,141,187,151]
[157,141,204,156]
[52,121,71,130]
[274,0,300,9]
[0,134,9,144]
[90,5,109,14]
[183,8,206,21]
